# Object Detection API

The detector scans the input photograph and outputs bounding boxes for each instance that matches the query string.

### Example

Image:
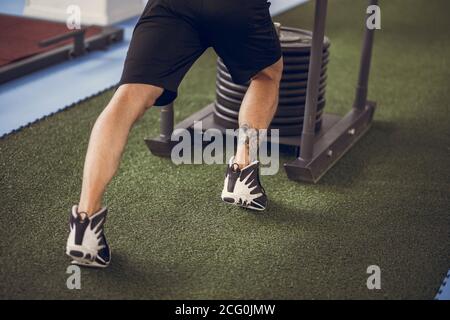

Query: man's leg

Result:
[234,58,284,168]
[78,84,163,216]
[221,58,283,211]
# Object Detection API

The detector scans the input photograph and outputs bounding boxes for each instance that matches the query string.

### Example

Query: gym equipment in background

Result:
[146,0,378,183]
[0,14,123,85]
[214,27,329,137]
[23,0,145,26]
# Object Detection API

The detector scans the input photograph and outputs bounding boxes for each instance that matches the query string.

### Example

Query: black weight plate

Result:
[215,86,244,101]
[282,49,330,62]
[218,50,330,67]
[216,81,327,101]
[214,100,327,117]
[214,99,326,118]
[216,87,325,107]
[217,58,329,74]
[271,120,323,136]
[214,93,242,110]
[213,112,322,136]
[216,76,327,97]
[216,86,329,105]
[215,77,248,93]
[215,73,248,88]
[215,92,326,113]
[282,51,330,65]
[216,90,326,110]
[217,67,327,87]
[217,58,329,76]
[276,99,326,115]
[282,60,329,74]
[280,77,327,90]
[214,102,323,124]
[282,46,330,56]
[282,68,327,82]
[214,109,323,128]
[280,27,331,53]
[279,84,327,97]
[217,63,328,81]
[274,104,326,118]
[272,110,323,125]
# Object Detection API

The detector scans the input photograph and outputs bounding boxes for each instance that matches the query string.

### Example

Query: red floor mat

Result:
[0,14,102,67]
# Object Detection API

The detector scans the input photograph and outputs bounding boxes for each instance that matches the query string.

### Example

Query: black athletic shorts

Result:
[119,0,282,106]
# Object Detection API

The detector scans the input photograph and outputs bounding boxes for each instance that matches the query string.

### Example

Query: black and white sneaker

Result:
[66,206,111,268]
[221,157,268,211]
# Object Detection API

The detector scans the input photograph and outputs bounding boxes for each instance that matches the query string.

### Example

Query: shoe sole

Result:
[221,195,266,212]
[70,259,109,269]
[66,246,110,268]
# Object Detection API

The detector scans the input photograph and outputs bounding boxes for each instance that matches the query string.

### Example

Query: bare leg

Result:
[234,58,283,168]
[78,84,163,216]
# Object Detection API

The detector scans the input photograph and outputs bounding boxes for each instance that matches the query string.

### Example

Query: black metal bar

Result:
[353,0,378,110]
[159,103,174,141]
[39,29,86,57]
[299,0,328,162]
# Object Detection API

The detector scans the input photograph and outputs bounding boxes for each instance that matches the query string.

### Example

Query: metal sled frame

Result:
[145,0,378,183]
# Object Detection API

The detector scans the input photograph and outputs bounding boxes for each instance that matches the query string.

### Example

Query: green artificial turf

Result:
[1,0,449,299]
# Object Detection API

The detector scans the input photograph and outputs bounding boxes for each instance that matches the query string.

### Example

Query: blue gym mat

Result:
[435,270,450,300]
[0,0,309,137]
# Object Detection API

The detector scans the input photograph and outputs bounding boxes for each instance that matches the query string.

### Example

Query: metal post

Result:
[353,0,378,110]
[72,30,86,56]
[299,0,328,162]
[159,103,174,141]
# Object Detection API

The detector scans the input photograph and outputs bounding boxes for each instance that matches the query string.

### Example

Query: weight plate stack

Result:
[213,26,330,136]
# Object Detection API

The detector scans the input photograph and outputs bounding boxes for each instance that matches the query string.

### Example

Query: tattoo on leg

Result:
[238,124,258,163]
[238,124,250,147]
